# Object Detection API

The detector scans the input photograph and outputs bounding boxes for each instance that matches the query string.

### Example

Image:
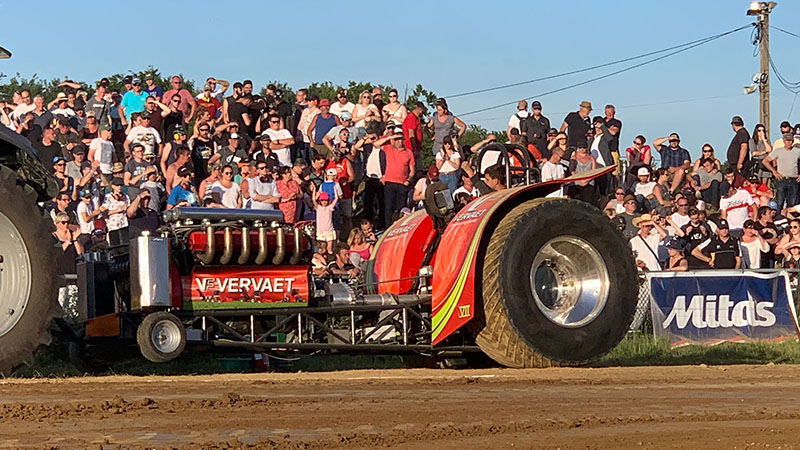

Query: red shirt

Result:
[402,113,422,154]
[382,144,414,184]
[325,159,353,199]
[196,96,221,120]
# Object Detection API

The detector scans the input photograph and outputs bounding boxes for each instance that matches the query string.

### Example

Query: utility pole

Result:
[748,2,777,137]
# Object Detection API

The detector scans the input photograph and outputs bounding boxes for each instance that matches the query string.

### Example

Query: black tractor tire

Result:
[470,198,638,368]
[0,166,60,375]
[137,312,186,363]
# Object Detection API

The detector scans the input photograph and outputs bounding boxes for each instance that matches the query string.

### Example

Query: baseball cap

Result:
[664,237,683,250]
[143,148,155,157]
[794,124,800,136]
[259,133,271,141]
[669,133,680,141]
[546,128,558,135]
[340,111,352,120]
[80,189,92,198]
[318,191,330,201]
[427,165,439,180]
[717,218,730,229]
[122,75,133,84]
[781,121,792,128]
[230,133,240,139]
[623,194,636,204]
[731,115,744,126]
[767,200,779,211]
[72,145,86,155]
[318,99,331,107]
[52,156,65,163]
[131,77,141,84]
[111,178,124,186]
[637,167,650,176]
[531,100,542,109]
[140,110,150,119]
[177,166,192,178]
[57,118,70,126]
[85,110,96,118]
[98,123,111,132]
[782,133,794,141]
[326,168,338,176]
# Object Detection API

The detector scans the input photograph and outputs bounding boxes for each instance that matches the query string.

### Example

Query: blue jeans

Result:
[774,178,798,210]
[439,171,458,194]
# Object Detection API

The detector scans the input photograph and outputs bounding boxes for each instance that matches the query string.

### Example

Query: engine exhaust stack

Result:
[290,228,302,264]
[219,227,233,264]
[197,225,215,264]
[237,226,250,264]
[272,225,285,265]
[255,226,268,265]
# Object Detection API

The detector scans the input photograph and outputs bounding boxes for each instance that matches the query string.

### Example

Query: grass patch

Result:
[596,333,800,367]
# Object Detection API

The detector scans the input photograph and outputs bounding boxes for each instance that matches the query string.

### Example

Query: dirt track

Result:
[3,365,800,449]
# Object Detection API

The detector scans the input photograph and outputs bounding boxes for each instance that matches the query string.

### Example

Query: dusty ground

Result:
[2,365,800,449]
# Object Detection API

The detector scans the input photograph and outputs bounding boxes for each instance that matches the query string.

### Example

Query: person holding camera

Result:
[427,98,465,154]
[126,189,160,238]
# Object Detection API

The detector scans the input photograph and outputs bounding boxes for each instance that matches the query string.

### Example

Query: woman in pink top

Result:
[347,228,372,266]
[276,166,301,223]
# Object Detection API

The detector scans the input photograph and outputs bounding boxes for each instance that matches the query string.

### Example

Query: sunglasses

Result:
[615,192,625,195]
[792,226,800,230]
[54,163,65,167]
[669,139,680,143]
[222,171,233,175]
[389,94,397,98]
[633,141,643,145]
[270,120,280,124]
[625,200,636,205]
[199,128,210,132]
[58,220,68,224]
[172,99,180,103]
[257,166,268,171]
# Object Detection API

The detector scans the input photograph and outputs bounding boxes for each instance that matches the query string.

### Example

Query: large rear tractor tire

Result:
[471,198,638,368]
[0,167,60,375]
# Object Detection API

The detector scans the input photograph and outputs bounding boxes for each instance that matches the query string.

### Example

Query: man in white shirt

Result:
[11,90,34,125]
[124,110,163,156]
[720,182,756,238]
[88,125,116,175]
[330,89,355,118]
[541,146,566,198]
[507,100,530,137]
[669,197,691,229]
[260,114,295,167]
[629,214,667,271]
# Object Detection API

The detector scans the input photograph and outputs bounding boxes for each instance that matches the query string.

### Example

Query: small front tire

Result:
[136,312,186,363]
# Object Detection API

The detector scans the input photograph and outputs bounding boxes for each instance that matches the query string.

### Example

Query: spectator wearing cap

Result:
[126,187,160,239]
[142,73,163,102]
[196,77,229,103]
[124,143,157,199]
[412,165,440,208]
[427,98,465,154]
[124,110,162,157]
[324,111,365,150]
[119,77,148,126]
[260,114,295,167]
[196,83,222,121]
[308,99,341,158]
[560,101,592,157]
[50,93,76,122]
[382,88,408,126]
[630,214,667,271]
[142,96,167,134]
[216,133,249,177]
[692,219,740,269]
[66,145,90,182]
[352,90,380,129]
[73,104,87,130]
[102,178,130,246]
[727,115,751,174]
[55,118,80,160]
[521,100,550,155]
[166,166,198,210]
[162,75,196,121]
[631,166,655,211]
[76,188,105,248]
[330,88,356,118]
[739,219,770,268]
[35,126,60,173]
[773,121,800,149]
[80,110,99,144]
[250,134,279,170]
[402,102,426,164]
[376,128,415,225]
[662,237,687,271]
[763,133,800,212]
[652,132,691,193]
[507,100,530,141]
[617,194,641,239]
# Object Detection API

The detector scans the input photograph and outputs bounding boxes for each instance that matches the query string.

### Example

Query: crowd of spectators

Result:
[4,74,800,277]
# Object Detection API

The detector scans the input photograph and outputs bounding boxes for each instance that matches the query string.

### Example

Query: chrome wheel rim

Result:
[151,320,182,354]
[529,236,609,328]
[0,211,32,337]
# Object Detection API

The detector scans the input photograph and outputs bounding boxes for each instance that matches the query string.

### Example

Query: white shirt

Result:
[670,212,690,229]
[435,150,461,174]
[89,137,115,174]
[507,111,530,132]
[102,193,130,231]
[11,103,34,124]
[453,185,480,200]
[353,103,379,128]
[720,188,755,230]
[76,201,94,234]
[210,181,241,209]
[366,147,383,179]
[630,232,663,271]
[195,87,226,102]
[330,101,355,118]
[590,135,606,166]
[262,128,293,167]
[541,160,566,198]
[740,237,770,269]
[248,177,280,210]
[127,126,162,153]
[634,181,656,198]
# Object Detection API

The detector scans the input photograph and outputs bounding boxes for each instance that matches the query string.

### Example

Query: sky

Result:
[3,0,800,161]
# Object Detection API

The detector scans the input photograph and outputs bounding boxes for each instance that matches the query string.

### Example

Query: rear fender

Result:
[365,210,434,295]
[431,166,614,345]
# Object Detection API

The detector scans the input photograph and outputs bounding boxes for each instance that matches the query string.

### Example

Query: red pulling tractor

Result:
[0,137,638,371]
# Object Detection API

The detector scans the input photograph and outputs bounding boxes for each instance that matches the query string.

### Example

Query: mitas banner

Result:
[648,271,800,347]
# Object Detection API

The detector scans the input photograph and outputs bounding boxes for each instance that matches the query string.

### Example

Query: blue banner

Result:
[648,271,800,346]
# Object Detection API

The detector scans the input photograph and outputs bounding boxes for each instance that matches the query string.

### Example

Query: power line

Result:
[446,25,752,100]
[772,25,800,40]
[459,25,752,117]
